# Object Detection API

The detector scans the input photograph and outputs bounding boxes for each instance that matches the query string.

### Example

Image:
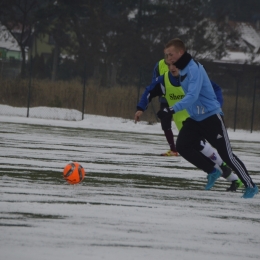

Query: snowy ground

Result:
[0,108,260,260]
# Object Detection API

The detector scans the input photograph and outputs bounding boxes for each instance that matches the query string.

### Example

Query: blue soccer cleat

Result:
[242,185,259,199]
[205,168,222,190]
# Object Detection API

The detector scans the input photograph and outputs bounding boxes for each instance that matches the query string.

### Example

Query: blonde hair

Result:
[165,38,186,51]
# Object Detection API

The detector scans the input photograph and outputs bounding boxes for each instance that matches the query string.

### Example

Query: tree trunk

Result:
[20,46,26,78]
[51,43,60,81]
[110,63,117,87]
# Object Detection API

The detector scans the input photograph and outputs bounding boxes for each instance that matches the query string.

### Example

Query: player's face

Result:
[165,60,179,77]
[164,46,182,63]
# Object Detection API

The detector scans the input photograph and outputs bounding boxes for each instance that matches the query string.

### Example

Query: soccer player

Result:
[151,59,177,156]
[152,58,224,158]
[157,38,258,198]
[135,61,243,191]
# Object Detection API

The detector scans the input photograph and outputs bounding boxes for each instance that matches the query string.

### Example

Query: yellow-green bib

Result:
[158,59,169,98]
[164,72,190,131]
[158,59,169,75]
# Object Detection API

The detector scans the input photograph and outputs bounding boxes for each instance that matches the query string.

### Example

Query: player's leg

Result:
[198,139,243,191]
[176,118,222,189]
[160,101,177,156]
[200,114,258,198]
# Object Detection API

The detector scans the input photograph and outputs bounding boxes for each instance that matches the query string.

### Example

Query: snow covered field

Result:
[0,109,260,260]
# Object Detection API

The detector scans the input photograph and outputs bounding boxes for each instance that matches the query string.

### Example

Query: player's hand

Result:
[157,107,175,120]
[134,110,143,123]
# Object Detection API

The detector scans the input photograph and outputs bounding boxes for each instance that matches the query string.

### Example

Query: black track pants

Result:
[176,114,254,188]
[160,102,172,131]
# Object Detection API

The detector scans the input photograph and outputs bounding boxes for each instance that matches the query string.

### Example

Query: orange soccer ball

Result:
[63,162,85,184]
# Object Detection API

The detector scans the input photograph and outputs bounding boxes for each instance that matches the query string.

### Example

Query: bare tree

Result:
[0,0,49,77]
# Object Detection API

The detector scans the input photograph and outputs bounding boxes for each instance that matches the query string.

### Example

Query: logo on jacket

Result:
[217,134,223,139]
[169,93,185,100]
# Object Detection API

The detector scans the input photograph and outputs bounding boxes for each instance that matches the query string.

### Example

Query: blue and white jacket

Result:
[172,52,223,121]
[137,71,223,112]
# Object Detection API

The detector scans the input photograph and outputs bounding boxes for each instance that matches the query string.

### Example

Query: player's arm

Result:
[151,62,160,82]
[211,80,223,107]
[137,76,165,111]
[135,76,165,123]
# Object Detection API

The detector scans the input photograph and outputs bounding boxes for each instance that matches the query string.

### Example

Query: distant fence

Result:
[0,59,85,121]
[0,78,86,121]
[203,61,260,132]
[138,61,260,132]
[0,59,21,78]
[0,59,259,132]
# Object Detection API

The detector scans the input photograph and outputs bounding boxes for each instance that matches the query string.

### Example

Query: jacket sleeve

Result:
[151,62,160,83]
[211,80,223,107]
[173,65,202,112]
[137,76,165,111]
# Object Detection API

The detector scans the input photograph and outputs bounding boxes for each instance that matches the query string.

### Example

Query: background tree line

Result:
[0,0,260,86]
